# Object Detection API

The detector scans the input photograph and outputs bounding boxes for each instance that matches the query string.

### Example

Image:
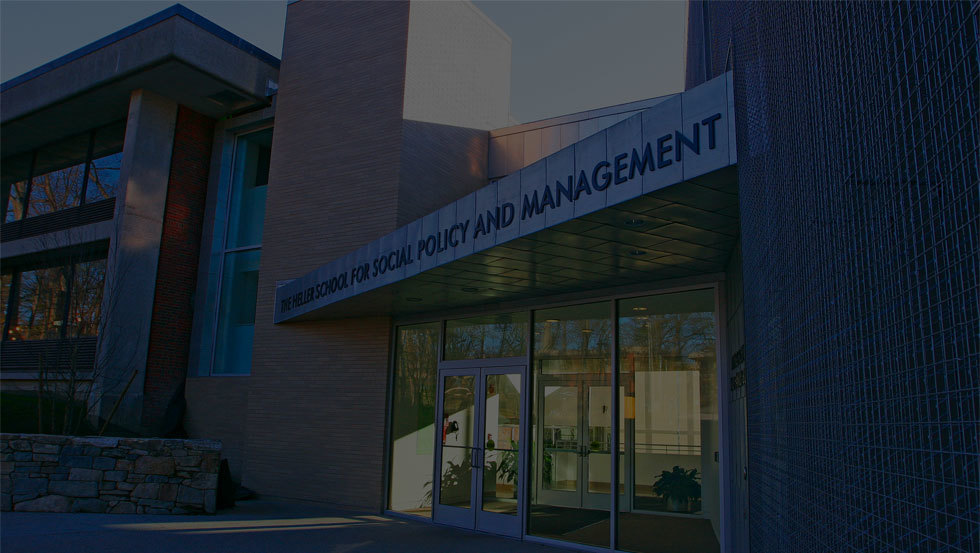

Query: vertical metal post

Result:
[609,299,619,550]
[79,130,96,204]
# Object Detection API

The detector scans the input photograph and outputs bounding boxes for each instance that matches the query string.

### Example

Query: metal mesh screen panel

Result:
[689,2,979,551]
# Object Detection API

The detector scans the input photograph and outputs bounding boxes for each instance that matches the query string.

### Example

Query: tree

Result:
[8,229,141,436]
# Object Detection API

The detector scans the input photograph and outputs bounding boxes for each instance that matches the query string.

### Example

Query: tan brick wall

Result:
[183,378,248,482]
[243,1,411,509]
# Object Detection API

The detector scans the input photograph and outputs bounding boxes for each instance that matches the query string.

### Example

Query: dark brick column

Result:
[142,106,215,432]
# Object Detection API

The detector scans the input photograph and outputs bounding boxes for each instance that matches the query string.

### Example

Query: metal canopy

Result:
[276,72,737,322]
[287,166,737,320]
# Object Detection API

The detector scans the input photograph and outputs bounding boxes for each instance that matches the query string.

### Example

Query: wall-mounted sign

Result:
[275,72,736,322]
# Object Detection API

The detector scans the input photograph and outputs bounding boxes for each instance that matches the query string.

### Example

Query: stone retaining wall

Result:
[1,434,221,514]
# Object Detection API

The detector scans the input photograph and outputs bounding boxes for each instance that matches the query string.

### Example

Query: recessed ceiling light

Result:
[545,318,560,323]
[624,218,645,228]
[632,306,648,311]
[629,249,646,256]
[581,328,593,333]
[406,297,423,302]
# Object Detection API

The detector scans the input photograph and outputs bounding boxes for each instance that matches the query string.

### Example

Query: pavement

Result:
[0,498,572,553]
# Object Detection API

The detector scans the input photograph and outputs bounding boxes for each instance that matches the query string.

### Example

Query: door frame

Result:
[384,277,733,552]
[432,362,528,538]
[535,374,628,511]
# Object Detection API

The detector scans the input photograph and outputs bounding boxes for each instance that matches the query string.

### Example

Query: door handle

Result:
[471,447,482,469]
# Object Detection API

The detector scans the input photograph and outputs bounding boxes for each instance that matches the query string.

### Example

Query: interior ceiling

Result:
[292,166,739,321]
[1,60,269,158]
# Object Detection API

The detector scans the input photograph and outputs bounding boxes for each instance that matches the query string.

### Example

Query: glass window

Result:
[27,163,85,216]
[617,289,718,552]
[226,129,271,249]
[444,311,528,360]
[5,180,28,222]
[388,323,440,517]
[211,250,261,375]
[1,273,12,334]
[68,259,106,338]
[85,152,122,203]
[14,267,70,341]
[194,128,272,376]
[530,301,613,548]
[2,153,33,222]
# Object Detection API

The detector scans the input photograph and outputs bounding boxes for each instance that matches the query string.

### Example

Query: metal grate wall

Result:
[689,2,979,551]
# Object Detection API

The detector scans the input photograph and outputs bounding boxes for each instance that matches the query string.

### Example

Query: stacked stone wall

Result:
[0,434,220,514]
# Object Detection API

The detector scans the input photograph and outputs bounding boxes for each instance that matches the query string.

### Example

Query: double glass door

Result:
[433,366,524,537]
[536,377,625,510]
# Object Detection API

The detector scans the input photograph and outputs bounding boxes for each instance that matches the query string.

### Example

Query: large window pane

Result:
[439,374,475,508]
[530,301,612,548]
[1,273,12,335]
[28,163,85,216]
[618,289,719,553]
[5,180,27,222]
[483,373,521,514]
[444,311,527,360]
[211,250,261,375]
[226,129,271,249]
[388,323,439,517]
[85,152,122,202]
[14,267,70,340]
[68,260,106,338]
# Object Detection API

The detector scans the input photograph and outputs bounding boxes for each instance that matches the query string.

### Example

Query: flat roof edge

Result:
[0,3,280,94]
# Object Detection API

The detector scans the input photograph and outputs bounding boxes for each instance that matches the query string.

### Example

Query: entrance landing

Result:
[0,498,569,553]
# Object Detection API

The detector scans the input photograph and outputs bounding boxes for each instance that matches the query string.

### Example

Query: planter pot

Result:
[665,496,690,513]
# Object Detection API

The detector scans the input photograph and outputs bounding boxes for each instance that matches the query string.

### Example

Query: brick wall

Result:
[143,106,215,432]
[244,1,411,509]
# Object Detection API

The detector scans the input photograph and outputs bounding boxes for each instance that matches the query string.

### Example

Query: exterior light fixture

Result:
[624,218,644,228]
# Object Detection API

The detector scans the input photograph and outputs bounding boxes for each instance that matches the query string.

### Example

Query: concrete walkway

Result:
[0,499,572,553]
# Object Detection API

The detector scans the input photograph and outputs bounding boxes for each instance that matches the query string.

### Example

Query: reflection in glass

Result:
[86,152,122,202]
[618,290,719,553]
[5,181,27,222]
[211,250,260,374]
[482,373,520,515]
[28,163,85,216]
[388,323,439,517]
[440,375,475,508]
[193,127,271,376]
[226,129,271,249]
[445,312,528,360]
[530,301,612,548]
[69,260,106,337]
[14,267,69,340]
[1,273,10,334]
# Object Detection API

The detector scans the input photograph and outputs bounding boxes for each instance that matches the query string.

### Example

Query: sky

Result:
[0,1,687,123]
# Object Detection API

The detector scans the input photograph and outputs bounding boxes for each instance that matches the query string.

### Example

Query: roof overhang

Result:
[275,72,737,322]
[1,5,280,158]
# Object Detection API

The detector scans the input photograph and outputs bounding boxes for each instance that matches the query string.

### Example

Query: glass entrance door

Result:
[433,366,524,537]
[536,377,625,510]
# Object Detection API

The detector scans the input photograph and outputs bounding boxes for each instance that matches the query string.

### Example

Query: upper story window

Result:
[196,127,272,376]
[1,248,108,342]
[2,121,125,223]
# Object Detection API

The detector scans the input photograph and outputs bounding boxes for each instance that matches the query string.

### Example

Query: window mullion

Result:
[19,151,37,220]
[78,130,96,205]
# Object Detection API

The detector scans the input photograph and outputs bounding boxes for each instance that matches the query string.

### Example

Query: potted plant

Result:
[487,440,520,498]
[652,465,701,513]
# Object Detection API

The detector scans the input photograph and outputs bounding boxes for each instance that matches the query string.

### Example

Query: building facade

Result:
[1,2,976,552]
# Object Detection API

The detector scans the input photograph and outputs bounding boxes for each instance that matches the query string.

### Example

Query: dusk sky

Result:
[0,1,687,123]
